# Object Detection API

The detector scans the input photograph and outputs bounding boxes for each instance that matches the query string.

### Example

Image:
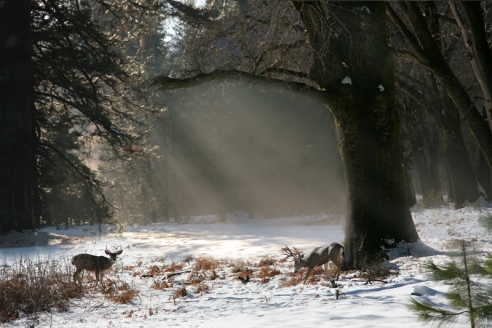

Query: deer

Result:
[72,249,123,285]
[282,242,344,284]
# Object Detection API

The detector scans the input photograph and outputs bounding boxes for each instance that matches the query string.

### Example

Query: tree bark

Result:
[296,2,419,268]
[0,0,38,232]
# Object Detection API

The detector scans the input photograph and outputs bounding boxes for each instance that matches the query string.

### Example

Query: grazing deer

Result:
[72,249,123,285]
[282,243,344,284]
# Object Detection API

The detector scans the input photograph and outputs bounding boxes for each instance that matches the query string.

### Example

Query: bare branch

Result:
[148,70,330,105]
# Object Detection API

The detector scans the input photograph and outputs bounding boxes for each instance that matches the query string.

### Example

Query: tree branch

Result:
[147,70,330,105]
[386,3,430,65]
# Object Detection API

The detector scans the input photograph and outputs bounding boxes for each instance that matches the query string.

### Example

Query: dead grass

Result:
[152,280,170,290]
[165,261,184,272]
[258,256,276,267]
[100,279,139,304]
[194,257,220,271]
[0,256,83,323]
[173,287,187,299]
[282,275,304,287]
[257,266,281,278]
[147,265,163,276]
[230,259,252,273]
[194,282,210,294]
[187,271,207,285]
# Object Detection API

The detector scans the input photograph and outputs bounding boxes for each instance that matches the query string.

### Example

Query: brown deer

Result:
[282,243,344,284]
[72,249,123,285]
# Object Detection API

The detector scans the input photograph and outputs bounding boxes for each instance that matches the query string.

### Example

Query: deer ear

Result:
[105,249,111,255]
[116,250,123,255]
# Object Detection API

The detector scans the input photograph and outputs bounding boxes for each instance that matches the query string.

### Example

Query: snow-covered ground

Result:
[1,205,492,328]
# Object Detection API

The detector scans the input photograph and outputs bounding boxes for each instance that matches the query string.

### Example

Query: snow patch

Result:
[356,6,371,14]
[412,285,437,296]
[341,76,352,85]
[378,84,384,92]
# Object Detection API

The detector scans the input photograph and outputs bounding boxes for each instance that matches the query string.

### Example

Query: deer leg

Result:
[95,270,100,284]
[303,267,314,284]
[334,257,341,280]
[324,263,329,280]
[73,269,82,284]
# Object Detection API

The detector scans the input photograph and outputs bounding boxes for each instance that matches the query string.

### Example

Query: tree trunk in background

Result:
[439,95,479,208]
[296,2,418,268]
[476,107,492,201]
[396,2,492,171]
[424,2,479,208]
[402,96,441,197]
[458,1,492,131]
[0,0,38,232]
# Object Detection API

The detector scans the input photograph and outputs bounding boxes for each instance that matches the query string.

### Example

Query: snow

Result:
[341,76,352,85]
[378,84,385,92]
[314,244,330,256]
[1,204,492,327]
[356,6,371,14]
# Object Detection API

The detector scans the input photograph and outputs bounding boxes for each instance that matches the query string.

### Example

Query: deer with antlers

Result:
[282,243,344,284]
[72,249,123,285]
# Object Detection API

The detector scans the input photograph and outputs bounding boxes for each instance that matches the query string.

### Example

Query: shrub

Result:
[0,256,82,323]
[359,254,392,281]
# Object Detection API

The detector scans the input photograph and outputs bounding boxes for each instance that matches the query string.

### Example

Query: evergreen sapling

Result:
[409,240,492,327]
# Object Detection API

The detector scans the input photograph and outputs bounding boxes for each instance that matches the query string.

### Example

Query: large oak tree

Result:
[155,1,419,268]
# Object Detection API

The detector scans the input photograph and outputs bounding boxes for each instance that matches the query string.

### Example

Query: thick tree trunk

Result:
[0,0,38,232]
[297,2,418,268]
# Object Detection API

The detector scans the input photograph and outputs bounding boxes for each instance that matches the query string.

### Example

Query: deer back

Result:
[72,254,111,272]
[72,249,122,272]
[294,245,330,271]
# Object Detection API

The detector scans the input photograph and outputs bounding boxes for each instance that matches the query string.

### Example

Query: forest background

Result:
[1,0,492,268]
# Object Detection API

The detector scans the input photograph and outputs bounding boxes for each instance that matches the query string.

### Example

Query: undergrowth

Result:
[0,256,83,323]
[418,190,446,208]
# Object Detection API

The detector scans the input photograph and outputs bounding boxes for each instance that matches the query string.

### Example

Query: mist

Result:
[145,81,346,222]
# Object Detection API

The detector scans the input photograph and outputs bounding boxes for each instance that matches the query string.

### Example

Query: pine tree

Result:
[409,240,492,327]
